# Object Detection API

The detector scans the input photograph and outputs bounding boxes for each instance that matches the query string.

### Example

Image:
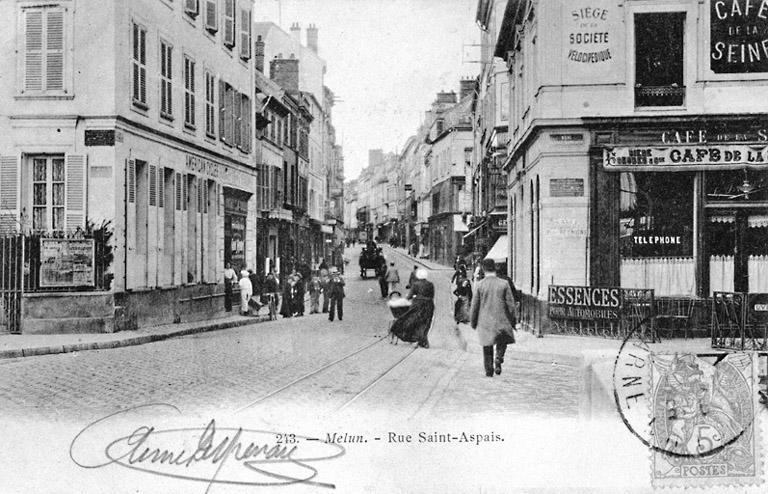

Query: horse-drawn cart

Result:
[359,246,383,278]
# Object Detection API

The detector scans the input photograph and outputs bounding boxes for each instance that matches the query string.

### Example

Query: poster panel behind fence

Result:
[39,238,95,288]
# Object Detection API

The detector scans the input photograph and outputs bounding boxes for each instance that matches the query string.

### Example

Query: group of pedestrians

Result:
[223,259,346,322]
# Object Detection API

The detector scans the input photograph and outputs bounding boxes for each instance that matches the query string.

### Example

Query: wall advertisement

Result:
[39,239,95,288]
[563,1,623,83]
[711,0,768,73]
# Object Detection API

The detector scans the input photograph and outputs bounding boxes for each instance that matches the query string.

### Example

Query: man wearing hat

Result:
[470,258,517,377]
[326,267,345,322]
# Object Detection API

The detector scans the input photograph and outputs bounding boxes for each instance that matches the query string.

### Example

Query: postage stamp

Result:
[649,353,762,488]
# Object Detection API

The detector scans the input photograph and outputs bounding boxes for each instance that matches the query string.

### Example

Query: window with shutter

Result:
[240,94,251,153]
[0,156,20,233]
[184,0,199,17]
[234,90,242,149]
[65,154,86,231]
[23,8,66,94]
[219,80,227,142]
[184,56,196,129]
[158,167,165,208]
[128,159,136,204]
[149,164,157,207]
[160,41,173,119]
[175,172,182,210]
[205,72,215,137]
[239,8,251,60]
[205,0,218,32]
[182,174,188,211]
[132,22,148,108]
[223,0,235,48]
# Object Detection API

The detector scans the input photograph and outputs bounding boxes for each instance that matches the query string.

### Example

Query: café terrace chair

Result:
[654,297,695,339]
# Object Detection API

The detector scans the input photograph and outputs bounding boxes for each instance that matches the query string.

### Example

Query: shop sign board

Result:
[550,178,584,197]
[604,144,768,169]
[548,285,623,320]
[39,238,95,288]
[626,231,691,257]
[562,1,622,83]
[711,0,768,73]
[749,293,768,323]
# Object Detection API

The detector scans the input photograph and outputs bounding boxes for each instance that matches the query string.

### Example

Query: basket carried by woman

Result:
[387,269,434,348]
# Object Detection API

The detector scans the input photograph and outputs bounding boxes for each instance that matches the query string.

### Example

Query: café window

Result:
[634,12,685,107]
[619,172,695,295]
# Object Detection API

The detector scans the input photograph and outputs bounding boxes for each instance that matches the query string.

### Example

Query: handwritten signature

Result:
[69,404,344,491]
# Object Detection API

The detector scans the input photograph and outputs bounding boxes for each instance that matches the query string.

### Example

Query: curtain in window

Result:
[621,257,695,296]
[709,255,734,294]
[749,256,768,293]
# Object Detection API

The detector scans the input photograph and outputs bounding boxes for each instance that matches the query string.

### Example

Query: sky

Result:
[253,0,479,182]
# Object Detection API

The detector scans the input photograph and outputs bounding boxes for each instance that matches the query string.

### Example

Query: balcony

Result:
[635,85,685,108]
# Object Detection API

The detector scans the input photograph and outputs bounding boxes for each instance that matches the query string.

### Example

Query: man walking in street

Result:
[327,267,345,321]
[470,258,517,377]
[385,261,400,296]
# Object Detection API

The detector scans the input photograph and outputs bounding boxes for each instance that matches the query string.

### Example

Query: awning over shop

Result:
[484,235,509,263]
[453,214,469,232]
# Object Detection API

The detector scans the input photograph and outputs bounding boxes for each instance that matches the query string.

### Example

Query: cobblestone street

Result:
[0,247,580,423]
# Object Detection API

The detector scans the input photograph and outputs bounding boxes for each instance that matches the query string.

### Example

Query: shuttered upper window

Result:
[205,0,218,33]
[22,7,66,95]
[223,0,235,48]
[239,8,251,60]
[132,22,148,108]
[205,71,215,137]
[184,55,196,129]
[160,40,173,119]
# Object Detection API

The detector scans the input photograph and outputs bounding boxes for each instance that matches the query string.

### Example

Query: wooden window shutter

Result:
[0,156,20,233]
[24,11,44,92]
[65,154,86,231]
[234,90,242,148]
[205,0,217,32]
[239,8,251,60]
[45,10,64,91]
[175,172,182,210]
[158,167,165,208]
[149,164,157,207]
[182,173,188,211]
[223,0,235,47]
[127,159,136,203]
[185,0,199,17]
[219,80,226,141]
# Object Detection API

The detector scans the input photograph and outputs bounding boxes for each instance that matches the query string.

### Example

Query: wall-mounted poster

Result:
[563,1,623,83]
[39,239,95,288]
[711,0,768,73]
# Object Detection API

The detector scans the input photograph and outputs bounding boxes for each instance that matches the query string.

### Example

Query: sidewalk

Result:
[0,313,263,360]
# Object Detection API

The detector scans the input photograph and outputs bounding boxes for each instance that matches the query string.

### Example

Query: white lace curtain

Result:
[709,255,768,294]
[621,257,695,296]
[749,255,768,292]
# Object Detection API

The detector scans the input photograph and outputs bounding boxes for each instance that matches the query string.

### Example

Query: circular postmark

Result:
[612,321,754,459]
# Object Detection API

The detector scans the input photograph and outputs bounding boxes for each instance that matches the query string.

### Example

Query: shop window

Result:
[706,169,768,203]
[619,172,695,296]
[31,156,65,232]
[634,13,685,107]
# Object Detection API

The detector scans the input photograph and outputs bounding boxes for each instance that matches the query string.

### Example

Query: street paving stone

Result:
[0,246,581,424]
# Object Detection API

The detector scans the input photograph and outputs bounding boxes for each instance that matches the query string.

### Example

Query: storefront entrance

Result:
[224,188,250,272]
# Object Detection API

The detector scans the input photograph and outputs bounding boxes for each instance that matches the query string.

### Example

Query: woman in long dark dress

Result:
[453,268,472,324]
[390,269,434,348]
[280,274,294,318]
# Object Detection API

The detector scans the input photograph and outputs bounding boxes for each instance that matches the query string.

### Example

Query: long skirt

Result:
[240,290,251,314]
[454,295,471,324]
[390,299,434,344]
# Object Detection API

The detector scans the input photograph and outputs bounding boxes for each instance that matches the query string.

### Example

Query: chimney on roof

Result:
[255,35,265,73]
[290,22,301,44]
[307,23,318,53]
[459,78,475,101]
[436,90,458,105]
[270,57,300,92]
